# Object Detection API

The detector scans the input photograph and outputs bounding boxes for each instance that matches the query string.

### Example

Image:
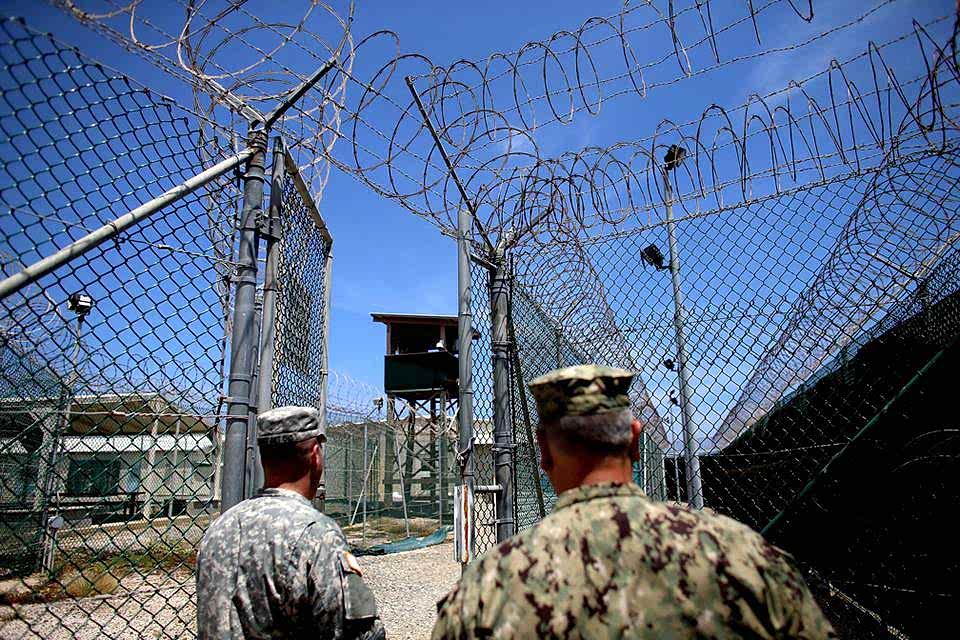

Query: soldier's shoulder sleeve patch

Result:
[338,552,377,621]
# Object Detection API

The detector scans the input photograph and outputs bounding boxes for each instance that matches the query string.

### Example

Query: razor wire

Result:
[13,0,960,636]
[0,14,344,639]
[327,1,957,242]
[500,143,960,637]
[402,3,959,635]
[56,0,357,205]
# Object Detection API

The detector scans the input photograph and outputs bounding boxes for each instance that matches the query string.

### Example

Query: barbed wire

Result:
[325,370,385,421]
[334,8,958,245]
[56,2,959,251]
[56,0,357,204]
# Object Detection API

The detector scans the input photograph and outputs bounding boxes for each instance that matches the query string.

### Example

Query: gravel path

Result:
[361,541,459,640]
[0,541,460,640]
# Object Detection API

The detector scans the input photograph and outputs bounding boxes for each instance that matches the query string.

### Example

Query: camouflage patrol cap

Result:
[528,364,634,422]
[257,406,325,445]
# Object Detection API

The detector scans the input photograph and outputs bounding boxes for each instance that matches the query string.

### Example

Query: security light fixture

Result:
[67,292,93,315]
[640,244,667,270]
[664,144,686,171]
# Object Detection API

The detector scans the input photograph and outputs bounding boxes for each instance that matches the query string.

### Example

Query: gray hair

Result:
[541,408,634,451]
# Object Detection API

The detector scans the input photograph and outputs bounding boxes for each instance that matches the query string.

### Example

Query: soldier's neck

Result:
[555,456,634,493]
[266,477,317,501]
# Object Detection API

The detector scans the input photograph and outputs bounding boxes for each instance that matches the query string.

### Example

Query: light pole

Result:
[642,146,704,509]
[40,292,93,572]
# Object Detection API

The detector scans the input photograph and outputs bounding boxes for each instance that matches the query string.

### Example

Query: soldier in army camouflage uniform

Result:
[196,406,385,640]
[432,365,836,639]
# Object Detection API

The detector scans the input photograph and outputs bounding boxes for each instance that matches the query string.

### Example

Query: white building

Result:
[0,391,218,522]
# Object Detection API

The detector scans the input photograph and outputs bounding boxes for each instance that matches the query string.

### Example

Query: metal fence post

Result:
[222,127,267,513]
[320,241,333,431]
[663,168,704,510]
[38,310,86,573]
[457,207,476,562]
[246,298,262,499]
[362,419,368,544]
[249,137,286,498]
[490,244,515,543]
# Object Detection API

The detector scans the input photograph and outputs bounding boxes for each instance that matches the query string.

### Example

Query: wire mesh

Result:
[5,0,960,637]
[0,17,242,638]
[466,259,498,555]
[318,375,458,553]
[270,153,332,411]
[507,277,669,533]
[495,145,960,636]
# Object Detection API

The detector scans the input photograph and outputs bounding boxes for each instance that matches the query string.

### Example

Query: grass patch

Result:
[3,542,197,605]
[342,516,442,546]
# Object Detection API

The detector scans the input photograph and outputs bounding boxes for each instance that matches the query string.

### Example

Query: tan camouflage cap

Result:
[257,406,325,445]
[528,364,635,423]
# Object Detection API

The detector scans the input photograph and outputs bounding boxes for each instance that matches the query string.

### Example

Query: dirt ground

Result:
[0,541,459,640]
[361,541,460,640]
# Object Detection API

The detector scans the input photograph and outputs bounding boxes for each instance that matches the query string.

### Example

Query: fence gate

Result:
[0,19,243,638]
[0,19,333,639]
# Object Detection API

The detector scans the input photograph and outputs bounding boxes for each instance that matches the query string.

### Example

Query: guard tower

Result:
[371,313,461,521]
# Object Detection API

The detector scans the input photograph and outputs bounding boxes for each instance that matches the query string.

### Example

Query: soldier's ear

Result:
[628,419,642,463]
[537,429,555,472]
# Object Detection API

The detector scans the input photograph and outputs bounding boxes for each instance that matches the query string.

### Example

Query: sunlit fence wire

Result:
[323,417,458,552]
[0,17,242,638]
[0,17,334,640]
[476,144,960,637]
[422,5,960,636]
[317,372,458,553]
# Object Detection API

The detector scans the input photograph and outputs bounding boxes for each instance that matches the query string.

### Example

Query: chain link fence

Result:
[465,260,498,556]
[473,143,959,636]
[311,370,459,553]
[0,17,242,638]
[0,17,334,639]
[322,410,458,553]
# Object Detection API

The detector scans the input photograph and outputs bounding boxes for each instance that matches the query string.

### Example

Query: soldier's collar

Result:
[257,487,314,508]
[553,482,645,511]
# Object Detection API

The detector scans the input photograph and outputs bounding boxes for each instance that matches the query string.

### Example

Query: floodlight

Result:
[67,292,94,315]
[640,244,666,270]
[664,144,687,171]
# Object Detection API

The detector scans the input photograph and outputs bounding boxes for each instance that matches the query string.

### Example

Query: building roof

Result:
[0,433,214,456]
[58,433,213,454]
[0,391,212,435]
[371,312,458,325]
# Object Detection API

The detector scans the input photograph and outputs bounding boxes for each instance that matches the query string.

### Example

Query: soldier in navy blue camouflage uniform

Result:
[196,406,385,639]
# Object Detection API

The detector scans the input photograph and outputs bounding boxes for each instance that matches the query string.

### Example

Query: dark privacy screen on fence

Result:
[448,9,960,639]
[501,148,960,637]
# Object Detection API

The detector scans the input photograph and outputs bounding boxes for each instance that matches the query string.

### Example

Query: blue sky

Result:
[2,0,955,407]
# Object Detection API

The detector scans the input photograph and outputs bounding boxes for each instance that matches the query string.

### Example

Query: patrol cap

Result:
[257,406,324,445]
[528,364,634,423]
